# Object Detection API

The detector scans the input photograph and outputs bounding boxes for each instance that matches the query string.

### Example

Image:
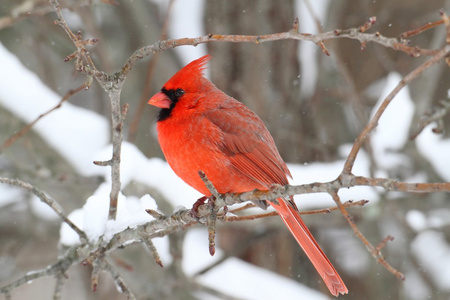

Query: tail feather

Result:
[271,198,348,297]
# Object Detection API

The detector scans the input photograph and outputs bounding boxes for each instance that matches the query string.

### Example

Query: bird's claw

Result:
[190,196,208,221]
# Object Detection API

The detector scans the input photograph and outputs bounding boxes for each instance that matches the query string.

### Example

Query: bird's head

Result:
[148,55,211,120]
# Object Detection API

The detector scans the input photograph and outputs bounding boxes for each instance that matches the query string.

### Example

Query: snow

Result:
[289,143,379,209]
[60,183,157,244]
[30,195,59,221]
[0,42,109,177]
[416,124,450,181]
[0,184,23,207]
[183,228,223,275]
[184,227,327,299]
[412,231,450,290]
[92,142,202,207]
[406,210,427,232]
[196,257,330,300]
[406,208,450,233]
[59,208,84,246]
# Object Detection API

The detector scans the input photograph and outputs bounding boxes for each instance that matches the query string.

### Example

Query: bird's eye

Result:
[175,89,185,97]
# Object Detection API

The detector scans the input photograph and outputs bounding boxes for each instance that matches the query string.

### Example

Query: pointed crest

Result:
[162,55,211,91]
[182,54,210,75]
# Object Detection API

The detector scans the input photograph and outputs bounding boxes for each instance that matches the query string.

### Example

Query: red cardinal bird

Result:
[148,55,348,296]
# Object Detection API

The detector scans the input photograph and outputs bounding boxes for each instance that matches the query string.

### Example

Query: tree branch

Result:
[120,16,441,80]
[0,177,87,244]
[342,44,450,174]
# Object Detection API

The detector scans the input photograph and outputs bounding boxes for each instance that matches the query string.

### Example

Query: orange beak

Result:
[148,91,172,109]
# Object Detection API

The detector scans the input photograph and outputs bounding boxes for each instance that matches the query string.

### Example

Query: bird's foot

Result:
[190,196,208,221]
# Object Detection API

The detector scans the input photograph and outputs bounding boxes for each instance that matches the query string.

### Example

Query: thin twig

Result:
[102,259,137,300]
[0,0,96,30]
[0,177,87,243]
[90,257,102,292]
[399,19,444,39]
[342,44,450,174]
[224,200,369,222]
[120,16,442,81]
[206,197,220,256]
[50,0,125,221]
[141,236,164,267]
[0,246,79,296]
[54,272,67,300]
[410,99,450,139]
[329,192,404,280]
[0,83,87,154]
[198,170,221,199]
[128,0,175,142]
[218,175,450,205]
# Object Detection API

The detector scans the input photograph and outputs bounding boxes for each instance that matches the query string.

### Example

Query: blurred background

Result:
[1,0,450,299]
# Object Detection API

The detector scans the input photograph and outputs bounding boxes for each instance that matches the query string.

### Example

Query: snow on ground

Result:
[196,257,330,300]
[184,230,328,299]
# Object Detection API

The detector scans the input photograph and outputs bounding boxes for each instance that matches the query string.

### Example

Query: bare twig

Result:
[198,171,221,199]
[0,177,87,243]
[0,83,87,154]
[225,200,369,222]
[54,272,67,300]
[49,0,127,221]
[399,19,445,39]
[352,176,450,192]
[120,15,442,81]
[302,0,371,144]
[207,201,218,256]
[410,99,450,139]
[0,0,95,30]
[102,259,136,300]
[90,257,102,292]
[108,102,129,220]
[342,44,450,174]
[358,16,377,33]
[217,175,450,205]
[141,235,164,267]
[128,0,176,142]
[198,171,222,256]
[329,192,404,280]
[0,246,79,296]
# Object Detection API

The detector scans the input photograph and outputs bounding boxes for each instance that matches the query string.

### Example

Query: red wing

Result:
[204,100,291,188]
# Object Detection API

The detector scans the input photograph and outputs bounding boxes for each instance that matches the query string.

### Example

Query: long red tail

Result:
[271,198,348,296]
